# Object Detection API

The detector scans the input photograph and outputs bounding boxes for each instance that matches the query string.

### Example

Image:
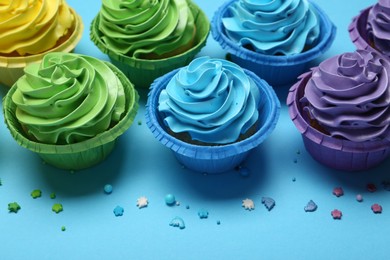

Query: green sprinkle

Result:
[50,193,56,199]
[61,226,66,232]
[52,203,63,214]
[138,120,142,125]
[8,202,21,213]
[31,189,42,199]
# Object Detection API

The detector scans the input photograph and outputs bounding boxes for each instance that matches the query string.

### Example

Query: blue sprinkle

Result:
[262,197,275,211]
[113,206,124,216]
[104,184,113,194]
[198,209,209,219]
[304,200,318,212]
[217,220,221,225]
[169,217,185,229]
[186,205,190,209]
[165,194,176,206]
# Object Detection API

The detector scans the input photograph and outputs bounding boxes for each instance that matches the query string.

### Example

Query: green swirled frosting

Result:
[98,0,196,58]
[12,52,126,145]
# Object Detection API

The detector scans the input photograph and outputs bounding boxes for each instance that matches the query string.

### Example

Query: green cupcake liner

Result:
[90,1,210,89]
[3,62,139,170]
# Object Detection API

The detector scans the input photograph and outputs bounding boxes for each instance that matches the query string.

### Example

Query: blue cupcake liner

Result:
[211,0,337,86]
[287,72,390,171]
[145,66,280,174]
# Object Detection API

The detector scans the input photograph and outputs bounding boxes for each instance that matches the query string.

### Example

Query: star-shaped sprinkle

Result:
[331,209,342,219]
[31,189,42,199]
[242,198,255,211]
[332,187,344,197]
[367,183,377,193]
[136,196,148,209]
[8,202,21,213]
[113,206,124,216]
[52,203,63,214]
[371,203,382,214]
[304,200,317,212]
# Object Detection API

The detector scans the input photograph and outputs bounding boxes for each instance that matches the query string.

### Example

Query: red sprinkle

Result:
[367,183,377,193]
[332,187,344,197]
[371,204,382,214]
[331,209,342,219]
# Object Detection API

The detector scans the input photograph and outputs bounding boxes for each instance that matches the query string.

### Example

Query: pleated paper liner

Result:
[145,67,280,174]
[287,72,390,171]
[3,62,139,170]
[90,1,210,89]
[0,8,83,88]
[212,0,336,87]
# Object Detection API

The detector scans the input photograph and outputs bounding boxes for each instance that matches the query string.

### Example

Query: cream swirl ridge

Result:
[12,53,126,145]
[0,0,74,56]
[367,0,390,55]
[302,50,390,142]
[158,57,260,144]
[98,0,196,59]
[222,0,320,55]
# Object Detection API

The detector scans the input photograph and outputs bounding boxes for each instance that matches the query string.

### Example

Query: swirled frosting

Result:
[12,53,126,145]
[98,0,196,59]
[301,50,390,142]
[158,57,261,144]
[222,0,320,55]
[0,0,75,56]
[367,0,390,55]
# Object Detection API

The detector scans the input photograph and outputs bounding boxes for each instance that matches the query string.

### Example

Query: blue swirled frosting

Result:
[222,0,321,55]
[158,57,261,144]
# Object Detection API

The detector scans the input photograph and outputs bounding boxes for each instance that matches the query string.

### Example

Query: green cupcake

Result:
[90,0,210,88]
[3,52,139,170]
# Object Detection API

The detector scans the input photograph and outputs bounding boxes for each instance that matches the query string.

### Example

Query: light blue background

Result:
[1,0,387,259]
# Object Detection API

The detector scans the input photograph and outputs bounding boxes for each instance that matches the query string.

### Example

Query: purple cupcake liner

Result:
[287,72,390,171]
[212,0,336,86]
[145,67,280,174]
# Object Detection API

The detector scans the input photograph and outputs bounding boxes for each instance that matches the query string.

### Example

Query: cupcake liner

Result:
[212,0,336,86]
[287,72,390,171]
[145,67,280,174]
[0,8,83,87]
[3,62,139,170]
[90,1,210,89]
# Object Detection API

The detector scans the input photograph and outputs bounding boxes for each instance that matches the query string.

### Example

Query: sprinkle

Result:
[61,226,66,232]
[8,202,21,213]
[165,194,176,206]
[304,200,317,212]
[186,205,190,209]
[169,217,185,229]
[217,220,221,225]
[332,187,344,197]
[136,196,148,209]
[371,203,382,214]
[367,183,377,193]
[137,120,142,126]
[113,206,124,217]
[242,198,255,211]
[356,194,363,202]
[292,177,296,182]
[198,209,209,219]
[52,203,63,214]
[261,197,275,211]
[296,150,301,155]
[176,201,180,206]
[331,209,342,219]
[50,193,56,199]
[31,189,42,199]
[104,184,113,194]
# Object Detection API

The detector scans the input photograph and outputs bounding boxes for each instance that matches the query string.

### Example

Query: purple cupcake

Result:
[287,50,390,171]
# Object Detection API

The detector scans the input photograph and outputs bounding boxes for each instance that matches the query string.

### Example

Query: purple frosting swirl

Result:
[367,0,390,55]
[301,50,390,142]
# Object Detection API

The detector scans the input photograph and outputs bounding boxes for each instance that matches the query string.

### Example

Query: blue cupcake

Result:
[212,0,336,86]
[145,57,280,174]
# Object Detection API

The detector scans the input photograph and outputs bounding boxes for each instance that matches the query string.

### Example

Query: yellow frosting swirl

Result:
[0,0,74,56]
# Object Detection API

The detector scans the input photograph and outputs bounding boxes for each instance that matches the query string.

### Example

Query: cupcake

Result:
[287,50,390,171]
[90,0,210,89]
[349,0,390,57]
[212,0,336,86]
[3,52,139,170]
[146,57,280,174]
[0,0,83,87]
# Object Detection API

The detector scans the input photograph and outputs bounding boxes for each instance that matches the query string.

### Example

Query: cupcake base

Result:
[90,1,210,89]
[212,0,336,86]
[146,68,280,174]
[0,8,84,88]
[287,72,390,171]
[3,62,139,171]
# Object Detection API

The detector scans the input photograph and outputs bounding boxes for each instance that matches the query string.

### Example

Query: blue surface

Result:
[1,0,387,259]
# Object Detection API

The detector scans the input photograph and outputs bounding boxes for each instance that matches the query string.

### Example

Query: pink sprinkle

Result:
[332,187,344,197]
[371,203,382,214]
[356,194,363,202]
[331,209,342,219]
[367,183,377,193]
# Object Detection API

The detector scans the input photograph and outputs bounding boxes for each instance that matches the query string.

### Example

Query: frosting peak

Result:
[222,0,320,55]
[302,50,390,142]
[367,0,390,55]
[158,57,261,144]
